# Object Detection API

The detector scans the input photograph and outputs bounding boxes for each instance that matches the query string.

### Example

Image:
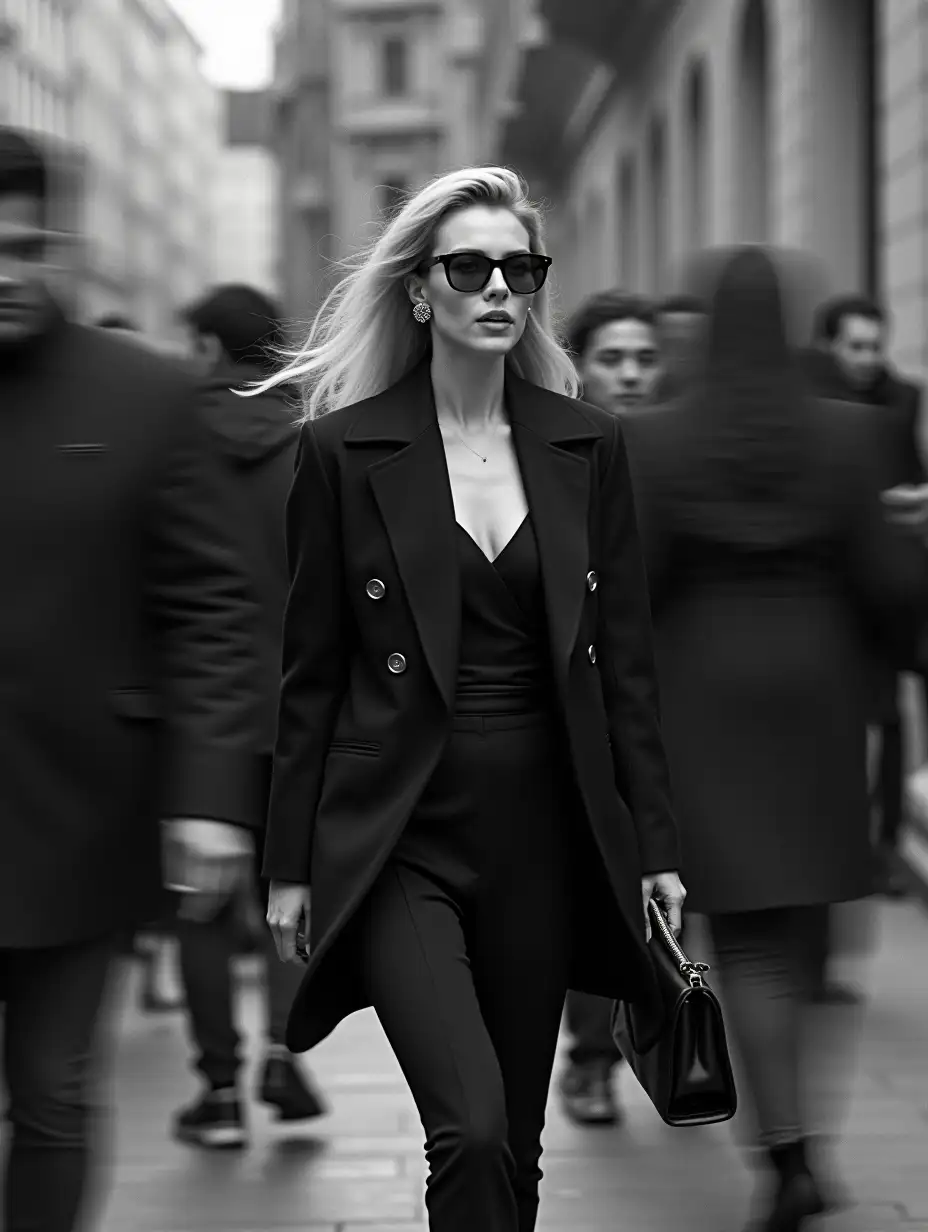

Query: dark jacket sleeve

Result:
[597,415,681,875]
[144,394,263,828]
[898,379,926,485]
[262,422,349,883]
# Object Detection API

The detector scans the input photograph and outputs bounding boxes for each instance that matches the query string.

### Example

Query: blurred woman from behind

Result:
[622,247,926,1232]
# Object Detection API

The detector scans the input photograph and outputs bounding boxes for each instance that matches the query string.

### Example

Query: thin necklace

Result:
[455,429,488,463]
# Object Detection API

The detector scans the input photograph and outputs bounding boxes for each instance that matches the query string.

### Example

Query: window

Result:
[382,36,408,98]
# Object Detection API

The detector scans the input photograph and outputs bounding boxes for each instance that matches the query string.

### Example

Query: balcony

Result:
[336,94,444,140]
[497,0,682,190]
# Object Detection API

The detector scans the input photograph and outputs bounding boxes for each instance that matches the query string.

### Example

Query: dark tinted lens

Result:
[446,254,492,291]
[503,255,546,293]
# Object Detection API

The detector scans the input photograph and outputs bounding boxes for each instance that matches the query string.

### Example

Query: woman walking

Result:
[256,167,684,1231]
[623,247,927,1231]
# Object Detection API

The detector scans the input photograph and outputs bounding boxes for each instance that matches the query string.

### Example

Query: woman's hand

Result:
[267,880,312,965]
[641,871,686,942]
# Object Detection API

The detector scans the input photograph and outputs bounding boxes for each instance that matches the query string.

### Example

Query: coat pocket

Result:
[327,738,381,758]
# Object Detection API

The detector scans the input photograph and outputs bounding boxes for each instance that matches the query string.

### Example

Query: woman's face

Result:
[410,205,536,359]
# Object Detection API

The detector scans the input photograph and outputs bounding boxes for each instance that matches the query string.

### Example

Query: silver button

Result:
[366,578,386,600]
[588,644,597,664]
[387,652,407,675]
[586,570,598,592]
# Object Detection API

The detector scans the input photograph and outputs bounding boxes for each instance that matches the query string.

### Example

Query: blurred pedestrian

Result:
[170,284,326,1147]
[258,166,684,1232]
[565,290,663,414]
[623,248,928,1231]
[555,288,665,1129]
[803,295,926,899]
[0,126,262,1232]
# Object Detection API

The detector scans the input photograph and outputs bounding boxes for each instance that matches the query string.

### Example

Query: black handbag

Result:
[611,899,737,1127]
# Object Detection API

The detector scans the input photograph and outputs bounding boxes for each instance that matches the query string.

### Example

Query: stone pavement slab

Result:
[82,899,928,1232]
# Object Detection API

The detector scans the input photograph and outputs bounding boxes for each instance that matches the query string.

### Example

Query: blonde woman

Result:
[259,167,684,1232]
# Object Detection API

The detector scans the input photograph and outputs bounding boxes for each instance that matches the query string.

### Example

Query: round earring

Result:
[412,302,432,324]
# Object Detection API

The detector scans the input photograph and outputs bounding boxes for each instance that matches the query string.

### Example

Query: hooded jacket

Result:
[199,359,301,755]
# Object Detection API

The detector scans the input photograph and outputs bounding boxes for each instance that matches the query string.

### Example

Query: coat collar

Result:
[344,357,603,448]
[359,358,602,710]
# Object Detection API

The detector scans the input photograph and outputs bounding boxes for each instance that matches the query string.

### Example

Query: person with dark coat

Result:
[802,294,926,899]
[623,249,928,1232]
[171,284,326,1146]
[260,166,683,1232]
[0,127,261,1232]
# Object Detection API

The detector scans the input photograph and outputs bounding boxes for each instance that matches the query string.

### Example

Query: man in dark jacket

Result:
[171,284,325,1147]
[803,294,926,900]
[0,128,261,1231]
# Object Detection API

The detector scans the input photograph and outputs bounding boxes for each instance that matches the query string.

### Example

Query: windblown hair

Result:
[671,246,823,549]
[247,166,579,419]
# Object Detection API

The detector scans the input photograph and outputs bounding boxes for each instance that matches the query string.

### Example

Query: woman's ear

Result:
[405,272,428,308]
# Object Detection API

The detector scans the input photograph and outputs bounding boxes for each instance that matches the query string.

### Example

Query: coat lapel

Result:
[508,377,602,697]
[350,364,460,710]
[348,363,603,709]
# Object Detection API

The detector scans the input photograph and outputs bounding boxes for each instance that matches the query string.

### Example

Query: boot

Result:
[753,1139,827,1232]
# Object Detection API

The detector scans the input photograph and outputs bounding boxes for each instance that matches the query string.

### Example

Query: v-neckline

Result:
[456,515,528,567]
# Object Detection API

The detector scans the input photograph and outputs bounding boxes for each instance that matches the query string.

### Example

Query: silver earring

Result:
[413,302,432,324]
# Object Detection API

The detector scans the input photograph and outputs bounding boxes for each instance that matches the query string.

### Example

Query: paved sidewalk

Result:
[88,899,928,1232]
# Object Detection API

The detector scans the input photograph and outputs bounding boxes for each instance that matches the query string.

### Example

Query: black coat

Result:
[0,315,262,949]
[199,360,300,753]
[623,395,928,916]
[263,361,680,1053]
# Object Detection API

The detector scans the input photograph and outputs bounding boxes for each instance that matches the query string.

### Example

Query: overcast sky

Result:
[167,0,282,89]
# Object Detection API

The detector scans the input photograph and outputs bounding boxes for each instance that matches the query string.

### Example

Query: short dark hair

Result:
[0,126,48,212]
[813,294,885,343]
[95,312,139,331]
[565,290,657,359]
[181,284,284,369]
[657,293,705,316]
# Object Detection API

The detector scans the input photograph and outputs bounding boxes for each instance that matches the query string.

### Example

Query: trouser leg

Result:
[358,863,519,1232]
[564,992,619,1069]
[708,908,817,1147]
[176,897,241,1090]
[1,935,116,1232]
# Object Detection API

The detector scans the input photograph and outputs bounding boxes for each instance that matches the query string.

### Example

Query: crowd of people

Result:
[1,121,926,1232]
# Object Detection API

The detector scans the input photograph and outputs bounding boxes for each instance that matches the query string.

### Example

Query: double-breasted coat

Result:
[262,360,680,1053]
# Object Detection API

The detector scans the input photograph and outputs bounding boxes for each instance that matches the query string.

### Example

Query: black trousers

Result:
[564,991,621,1069]
[709,908,823,1147]
[176,853,303,1090]
[355,712,576,1232]
[0,934,115,1232]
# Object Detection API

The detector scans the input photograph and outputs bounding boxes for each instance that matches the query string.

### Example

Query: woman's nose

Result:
[484,267,509,297]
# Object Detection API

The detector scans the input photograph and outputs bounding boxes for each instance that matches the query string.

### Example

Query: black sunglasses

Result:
[421,251,552,295]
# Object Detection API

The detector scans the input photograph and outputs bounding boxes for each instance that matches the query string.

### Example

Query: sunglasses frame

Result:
[421,251,552,295]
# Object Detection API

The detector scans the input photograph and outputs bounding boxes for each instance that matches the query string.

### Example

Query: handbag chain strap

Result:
[648,899,711,988]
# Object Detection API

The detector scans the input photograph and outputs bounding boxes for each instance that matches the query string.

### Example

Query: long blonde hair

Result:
[248,166,580,419]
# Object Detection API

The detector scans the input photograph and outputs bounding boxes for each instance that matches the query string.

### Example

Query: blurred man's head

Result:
[566,291,662,414]
[813,295,886,391]
[656,293,705,377]
[180,284,283,377]
[0,127,56,346]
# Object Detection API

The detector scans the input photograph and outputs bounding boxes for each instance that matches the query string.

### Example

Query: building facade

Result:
[273,0,488,321]
[489,0,928,383]
[212,90,279,296]
[0,0,219,336]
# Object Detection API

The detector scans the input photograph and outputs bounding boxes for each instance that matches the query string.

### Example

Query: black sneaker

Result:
[558,1062,620,1126]
[173,1089,248,1149]
[257,1055,327,1122]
